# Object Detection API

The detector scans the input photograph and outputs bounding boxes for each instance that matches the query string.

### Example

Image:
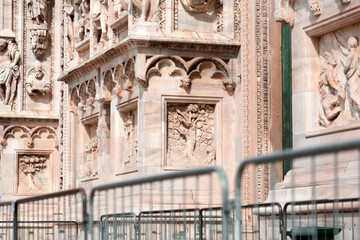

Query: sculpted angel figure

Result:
[340,36,360,118]
[27,0,49,25]
[0,39,20,106]
[318,51,343,127]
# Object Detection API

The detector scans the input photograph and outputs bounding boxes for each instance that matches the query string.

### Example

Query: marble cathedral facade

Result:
[0,0,282,202]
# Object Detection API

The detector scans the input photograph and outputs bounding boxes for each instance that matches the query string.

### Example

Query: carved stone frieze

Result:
[167,103,216,167]
[18,154,49,193]
[25,61,51,96]
[0,38,20,106]
[317,26,360,128]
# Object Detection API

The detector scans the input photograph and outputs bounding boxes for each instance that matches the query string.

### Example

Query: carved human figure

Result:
[179,0,220,13]
[92,0,109,43]
[130,0,156,21]
[124,114,135,165]
[30,29,48,58]
[0,39,20,106]
[83,136,98,177]
[79,0,90,40]
[64,0,74,61]
[340,37,360,118]
[114,0,128,18]
[27,0,49,25]
[26,61,51,96]
[275,0,295,27]
[318,51,343,127]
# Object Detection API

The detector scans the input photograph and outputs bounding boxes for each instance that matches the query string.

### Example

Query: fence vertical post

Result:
[13,201,17,240]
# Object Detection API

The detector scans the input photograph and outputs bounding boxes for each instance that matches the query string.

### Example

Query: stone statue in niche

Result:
[79,0,91,41]
[167,103,215,167]
[18,155,48,193]
[180,0,220,13]
[64,0,74,62]
[0,39,20,106]
[30,29,48,59]
[114,0,128,18]
[123,113,137,166]
[26,61,51,97]
[82,136,98,177]
[318,51,343,127]
[27,0,49,25]
[340,36,360,119]
[130,0,157,21]
[92,0,109,44]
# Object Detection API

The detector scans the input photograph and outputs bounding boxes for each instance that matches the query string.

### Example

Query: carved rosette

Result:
[167,103,216,167]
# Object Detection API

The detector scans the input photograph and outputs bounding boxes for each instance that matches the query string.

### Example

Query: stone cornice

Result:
[58,36,241,84]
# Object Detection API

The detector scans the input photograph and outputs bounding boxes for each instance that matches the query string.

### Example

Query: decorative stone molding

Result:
[0,38,20,106]
[18,154,49,193]
[166,103,216,167]
[58,39,240,84]
[25,61,51,97]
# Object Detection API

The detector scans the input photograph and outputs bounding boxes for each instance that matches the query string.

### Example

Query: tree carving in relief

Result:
[0,39,20,106]
[318,33,360,128]
[167,103,215,167]
[18,155,48,193]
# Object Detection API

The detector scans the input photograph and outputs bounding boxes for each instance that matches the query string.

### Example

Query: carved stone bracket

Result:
[274,0,295,27]
[30,28,49,59]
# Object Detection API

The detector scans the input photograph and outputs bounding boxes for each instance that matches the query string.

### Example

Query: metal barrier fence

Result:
[235,139,360,240]
[0,202,15,240]
[14,188,87,240]
[88,167,232,240]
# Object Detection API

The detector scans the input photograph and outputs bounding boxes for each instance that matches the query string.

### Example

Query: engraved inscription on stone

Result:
[167,103,216,167]
[18,154,49,193]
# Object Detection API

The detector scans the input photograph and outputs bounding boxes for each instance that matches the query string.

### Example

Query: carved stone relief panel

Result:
[166,103,216,167]
[18,154,49,193]
[80,122,98,178]
[317,23,360,128]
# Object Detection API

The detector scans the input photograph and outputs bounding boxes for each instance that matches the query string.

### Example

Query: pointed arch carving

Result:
[97,71,113,103]
[87,79,96,107]
[70,88,80,115]
[124,58,135,92]
[113,64,125,97]
[78,82,87,111]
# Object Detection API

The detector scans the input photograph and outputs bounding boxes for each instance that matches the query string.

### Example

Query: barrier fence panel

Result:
[99,213,137,240]
[89,167,232,240]
[14,188,87,240]
[0,202,15,240]
[200,207,235,240]
[235,139,360,240]
[138,209,201,240]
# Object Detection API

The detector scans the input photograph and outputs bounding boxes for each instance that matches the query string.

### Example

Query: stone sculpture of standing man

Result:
[341,36,360,118]
[0,39,20,106]
[27,0,49,25]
